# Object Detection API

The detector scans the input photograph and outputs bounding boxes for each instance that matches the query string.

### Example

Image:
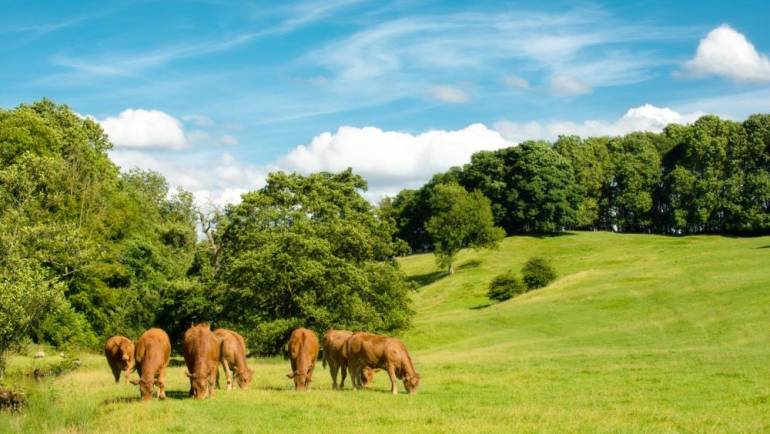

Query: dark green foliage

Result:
[487,272,527,302]
[215,170,413,355]
[425,183,505,274]
[522,257,557,289]
[0,100,198,363]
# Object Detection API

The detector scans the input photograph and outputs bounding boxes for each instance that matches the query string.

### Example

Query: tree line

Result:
[386,114,770,253]
[0,100,412,373]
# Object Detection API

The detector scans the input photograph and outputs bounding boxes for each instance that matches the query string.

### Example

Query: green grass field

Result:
[2,232,770,433]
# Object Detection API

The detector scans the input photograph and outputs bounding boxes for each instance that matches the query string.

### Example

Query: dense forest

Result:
[1,99,769,372]
[387,115,770,252]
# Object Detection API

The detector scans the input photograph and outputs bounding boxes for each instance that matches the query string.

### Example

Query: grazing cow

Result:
[322,329,376,390]
[347,333,420,395]
[286,328,319,391]
[130,328,171,401]
[104,335,135,384]
[214,328,253,390]
[183,323,221,399]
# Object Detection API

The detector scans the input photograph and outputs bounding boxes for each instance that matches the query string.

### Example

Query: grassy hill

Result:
[3,232,770,433]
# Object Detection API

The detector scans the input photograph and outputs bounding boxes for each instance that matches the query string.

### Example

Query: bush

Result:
[487,272,527,302]
[522,257,557,289]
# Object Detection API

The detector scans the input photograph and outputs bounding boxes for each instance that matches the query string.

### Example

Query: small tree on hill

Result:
[522,257,557,289]
[425,183,505,275]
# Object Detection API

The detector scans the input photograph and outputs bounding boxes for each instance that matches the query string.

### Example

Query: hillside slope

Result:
[3,232,770,433]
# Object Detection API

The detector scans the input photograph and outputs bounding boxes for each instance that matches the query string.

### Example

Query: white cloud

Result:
[550,74,592,96]
[279,123,511,198]
[504,75,530,90]
[495,104,704,142]
[99,109,187,149]
[428,85,471,103]
[109,149,266,207]
[684,24,770,82]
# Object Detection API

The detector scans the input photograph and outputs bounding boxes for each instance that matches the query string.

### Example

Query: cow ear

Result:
[129,379,139,385]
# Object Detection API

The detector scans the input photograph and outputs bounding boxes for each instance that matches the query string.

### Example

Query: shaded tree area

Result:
[0,100,198,370]
[390,114,770,252]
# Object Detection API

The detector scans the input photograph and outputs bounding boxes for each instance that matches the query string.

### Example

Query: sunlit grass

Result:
[2,232,770,433]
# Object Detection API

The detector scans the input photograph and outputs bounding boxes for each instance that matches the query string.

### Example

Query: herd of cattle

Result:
[104,324,421,401]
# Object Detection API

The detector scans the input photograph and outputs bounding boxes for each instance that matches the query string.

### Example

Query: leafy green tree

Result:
[215,170,413,354]
[521,257,557,289]
[487,272,526,302]
[425,183,504,275]
[554,136,612,229]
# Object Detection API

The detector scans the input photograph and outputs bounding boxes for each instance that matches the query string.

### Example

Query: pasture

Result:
[2,232,770,433]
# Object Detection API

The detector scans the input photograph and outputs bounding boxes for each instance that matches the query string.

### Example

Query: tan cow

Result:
[183,323,221,399]
[130,328,171,401]
[104,335,135,384]
[346,332,420,395]
[286,328,319,391]
[214,328,253,390]
[322,329,376,390]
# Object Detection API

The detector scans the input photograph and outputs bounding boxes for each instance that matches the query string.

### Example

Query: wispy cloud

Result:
[45,0,366,80]
[304,8,698,103]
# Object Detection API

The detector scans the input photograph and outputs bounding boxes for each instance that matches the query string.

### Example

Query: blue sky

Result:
[3,0,770,203]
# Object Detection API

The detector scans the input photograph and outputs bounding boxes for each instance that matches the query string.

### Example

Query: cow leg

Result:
[330,361,339,390]
[209,370,216,399]
[350,363,362,390]
[223,359,233,391]
[110,365,121,383]
[123,367,130,385]
[307,361,316,391]
[339,361,348,390]
[157,368,167,400]
[387,365,398,395]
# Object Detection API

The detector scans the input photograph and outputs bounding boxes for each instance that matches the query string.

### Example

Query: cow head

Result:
[185,371,209,399]
[361,367,378,388]
[236,368,253,389]
[403,372,420,395]
[118,342,133,368]
[286,368,312,391]
[130,378,154,401]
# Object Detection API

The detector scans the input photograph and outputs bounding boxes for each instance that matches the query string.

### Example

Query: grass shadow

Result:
[470,303,494,310]
[406,271,445,288]
[530,231,577,239]
[168,358,186,367]
[757,245,770,249]
[102,396,141,405]
[457,259,482,270]
[164,390,191,400]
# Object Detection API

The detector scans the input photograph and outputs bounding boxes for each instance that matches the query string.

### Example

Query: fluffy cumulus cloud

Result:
[550,74,592,96]
[279,124,511,198]
[428,85,471,103]
[99,109,187,149]
[684,24,770,82]
[109,149,266,206]
[494,104,704,142]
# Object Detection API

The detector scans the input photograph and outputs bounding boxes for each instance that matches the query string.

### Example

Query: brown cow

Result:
[130,328,171,401]
[183,323,221,399]
[104,335,135,384]
[322,329,376,390]
[286,328,319,391]
[214,328,253,390]
[347,333,420,395]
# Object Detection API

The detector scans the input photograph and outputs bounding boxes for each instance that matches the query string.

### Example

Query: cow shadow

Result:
[168,358,186,367]
[164,390,191,400]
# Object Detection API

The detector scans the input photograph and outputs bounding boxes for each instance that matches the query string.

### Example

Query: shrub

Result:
[522,257,557,289]
[487,272,527,302]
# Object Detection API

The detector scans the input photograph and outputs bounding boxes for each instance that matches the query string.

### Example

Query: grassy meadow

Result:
[2,231,770,433]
